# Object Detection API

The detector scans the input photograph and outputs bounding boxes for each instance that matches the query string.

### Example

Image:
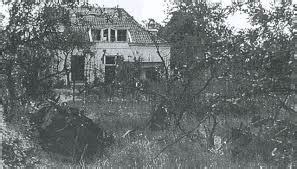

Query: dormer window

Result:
[62,0,80,4]
[117,30,127,42]
[111,29,116,42]
[92,29,101,41]
[90,29,128,42]
[103,29,109,41]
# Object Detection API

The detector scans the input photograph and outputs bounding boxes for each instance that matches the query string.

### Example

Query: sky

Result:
[88,0,168,24]
[0,0,169,25]
[81,0,252,28]
[1,0,297,28]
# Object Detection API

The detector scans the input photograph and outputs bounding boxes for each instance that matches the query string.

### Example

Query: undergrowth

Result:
[1,93,283,168]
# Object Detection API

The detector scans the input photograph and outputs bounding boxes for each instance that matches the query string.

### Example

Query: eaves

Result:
[128,42,171,47]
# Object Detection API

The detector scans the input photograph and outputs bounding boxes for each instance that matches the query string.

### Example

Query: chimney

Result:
[146,19,161,36]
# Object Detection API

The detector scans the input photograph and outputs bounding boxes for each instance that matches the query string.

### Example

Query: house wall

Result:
[91,42,170,82]
[129,45,170,66]
[90,42,133,83]
[56,42,170,84]
[129,45,171,80]
[55,49,95,84]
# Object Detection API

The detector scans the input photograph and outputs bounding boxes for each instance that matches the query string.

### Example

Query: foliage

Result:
[1,0,296,167]
[112,56,143,97]
[0,2,93,121]
[155,2,296,166]
[0,1,114,166]
[1,107,42,168]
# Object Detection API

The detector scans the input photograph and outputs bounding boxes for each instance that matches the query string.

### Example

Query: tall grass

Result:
[2,92,291,168]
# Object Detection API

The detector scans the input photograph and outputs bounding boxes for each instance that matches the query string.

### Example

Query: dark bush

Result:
[30,100,114,163]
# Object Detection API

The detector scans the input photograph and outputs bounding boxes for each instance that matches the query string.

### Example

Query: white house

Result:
[56,6,170,84]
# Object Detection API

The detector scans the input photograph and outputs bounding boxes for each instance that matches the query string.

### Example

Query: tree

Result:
[154,1,296,166]
[0,2,93,120]
[1,2,116,164]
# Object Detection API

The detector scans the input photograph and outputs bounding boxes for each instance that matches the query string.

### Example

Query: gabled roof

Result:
[69,7,168,45]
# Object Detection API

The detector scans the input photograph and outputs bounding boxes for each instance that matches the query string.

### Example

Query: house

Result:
[57,6,170,85]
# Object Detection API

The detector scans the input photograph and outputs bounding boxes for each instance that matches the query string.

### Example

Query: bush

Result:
[30,100,114,163]
[2,123,41,167]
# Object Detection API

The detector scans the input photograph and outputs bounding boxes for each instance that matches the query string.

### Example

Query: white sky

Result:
[85,0,254,28]
[88,0,168,24]
[1,0,296,28]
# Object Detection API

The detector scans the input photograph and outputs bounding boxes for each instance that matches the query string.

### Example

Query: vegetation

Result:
[0,1,296,168]
[156,1,296,167]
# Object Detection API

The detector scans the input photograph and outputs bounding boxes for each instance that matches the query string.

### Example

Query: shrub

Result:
[2,123,41,167]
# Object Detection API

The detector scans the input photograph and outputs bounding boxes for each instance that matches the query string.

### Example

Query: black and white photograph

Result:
[0,0,296,168]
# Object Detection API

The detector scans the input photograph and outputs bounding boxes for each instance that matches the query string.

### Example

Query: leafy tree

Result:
[0,2,92,120]
[154,2,296,166]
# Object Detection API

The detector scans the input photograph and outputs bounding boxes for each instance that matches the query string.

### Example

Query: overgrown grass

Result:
[2,90,286,168]
[50,91,265,168]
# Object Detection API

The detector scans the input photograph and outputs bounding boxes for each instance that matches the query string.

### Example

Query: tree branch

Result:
[153,114,209,160]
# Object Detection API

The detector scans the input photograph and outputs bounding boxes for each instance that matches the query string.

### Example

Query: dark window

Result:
[92,29,101,41]
[117,30,127,42]
[105,56,116,64]
[71,55,85,81]
[110,29,116,42]
[103,29,109,41]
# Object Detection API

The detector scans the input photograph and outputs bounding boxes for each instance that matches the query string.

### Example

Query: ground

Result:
[1,88,280,168]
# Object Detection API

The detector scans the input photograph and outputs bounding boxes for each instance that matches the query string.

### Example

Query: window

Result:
[103,29,109,41]
[105,56,116,65]
[92,29,101,41]
[90,29,129,42]
[110,29,116,42]
[117,30,127,42]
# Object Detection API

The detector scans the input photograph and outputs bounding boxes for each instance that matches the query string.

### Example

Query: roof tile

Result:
[70,7,167,44]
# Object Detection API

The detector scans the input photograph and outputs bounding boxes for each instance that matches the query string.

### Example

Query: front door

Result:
[71,55,85,82]
[104,55,116,84]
